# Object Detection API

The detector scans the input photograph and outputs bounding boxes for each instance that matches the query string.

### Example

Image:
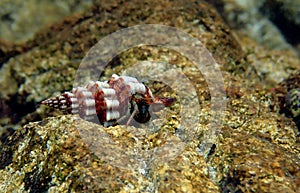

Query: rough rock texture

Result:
[0,0,300,192]
[0,115,220,192]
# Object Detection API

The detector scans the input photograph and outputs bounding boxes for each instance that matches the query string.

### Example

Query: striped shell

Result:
[42,74,174,126]
[285,88,300,130]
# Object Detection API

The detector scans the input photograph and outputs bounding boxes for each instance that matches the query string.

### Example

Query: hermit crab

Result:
[42,74,175,126]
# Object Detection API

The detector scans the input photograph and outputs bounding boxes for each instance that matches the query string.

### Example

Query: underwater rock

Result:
[0,0,299,192]
[0,109,299,192]
[0,115,220,192]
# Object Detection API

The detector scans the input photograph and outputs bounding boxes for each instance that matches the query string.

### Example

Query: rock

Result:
[0,115,220,192]
[1,88,299,192]
[0,0,299,192]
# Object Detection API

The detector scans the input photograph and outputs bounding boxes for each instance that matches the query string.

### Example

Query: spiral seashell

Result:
[285,88,300,130]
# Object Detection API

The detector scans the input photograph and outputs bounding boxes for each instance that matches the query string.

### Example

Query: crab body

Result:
[42,74,175,126]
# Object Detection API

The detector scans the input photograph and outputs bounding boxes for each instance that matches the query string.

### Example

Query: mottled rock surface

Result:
[0,115,220,192]
[0,0,300,192]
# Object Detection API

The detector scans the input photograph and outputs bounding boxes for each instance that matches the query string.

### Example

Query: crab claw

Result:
[154,97,176,106]
[150,97,175,112]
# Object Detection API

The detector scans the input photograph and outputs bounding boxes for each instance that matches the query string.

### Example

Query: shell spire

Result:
[42,92,79,114]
